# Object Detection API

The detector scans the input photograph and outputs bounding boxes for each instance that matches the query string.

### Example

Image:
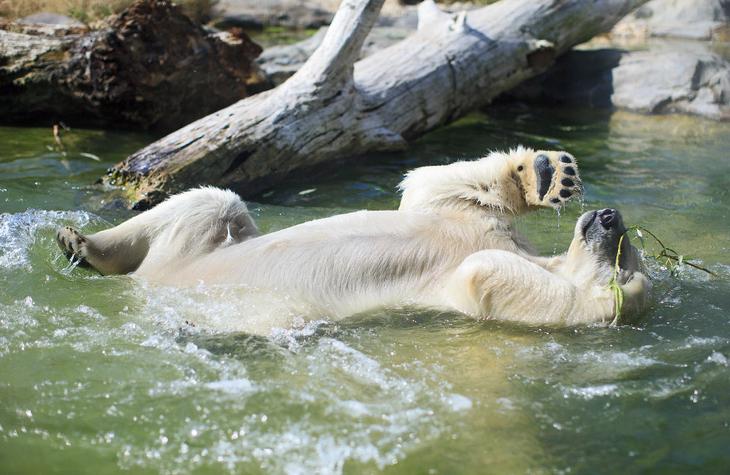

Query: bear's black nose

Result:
[599,208,617,228]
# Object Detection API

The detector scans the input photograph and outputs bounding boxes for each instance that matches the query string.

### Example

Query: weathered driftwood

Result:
[105,0,648,209]
[0,0,264,131]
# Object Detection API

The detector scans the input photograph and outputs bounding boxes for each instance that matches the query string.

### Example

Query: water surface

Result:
[1,107,729,474]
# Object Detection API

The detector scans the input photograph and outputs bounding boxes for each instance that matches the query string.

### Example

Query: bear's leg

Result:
[398,147,582,215]
[446,250,579,324]
[56,187,258,275]
[56,222,150,275]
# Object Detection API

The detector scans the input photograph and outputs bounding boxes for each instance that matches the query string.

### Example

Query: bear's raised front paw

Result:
[519,150,582,209]
[56,226,91,268]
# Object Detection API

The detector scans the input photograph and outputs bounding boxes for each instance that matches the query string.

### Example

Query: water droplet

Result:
[690,389,700,403]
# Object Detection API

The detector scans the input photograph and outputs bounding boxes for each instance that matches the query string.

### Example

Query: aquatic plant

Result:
[609,225,716,325]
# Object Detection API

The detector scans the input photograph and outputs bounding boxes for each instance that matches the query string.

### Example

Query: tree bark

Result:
[104,0,648,209]
[0,0,265,131]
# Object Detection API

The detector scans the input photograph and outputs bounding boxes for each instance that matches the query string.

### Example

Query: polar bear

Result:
[56,147,649,324]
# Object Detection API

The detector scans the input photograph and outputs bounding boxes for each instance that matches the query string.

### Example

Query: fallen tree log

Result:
[0,0,265,131]
[104,0,648,209]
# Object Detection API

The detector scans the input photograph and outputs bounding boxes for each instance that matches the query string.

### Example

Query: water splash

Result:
[0,209,95,271]
[552,206,562,254]
[61,253,83,275]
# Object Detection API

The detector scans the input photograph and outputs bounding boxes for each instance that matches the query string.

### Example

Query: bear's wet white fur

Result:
[57,147,650,325]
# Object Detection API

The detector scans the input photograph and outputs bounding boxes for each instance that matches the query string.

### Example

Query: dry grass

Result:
[0,0,218,24]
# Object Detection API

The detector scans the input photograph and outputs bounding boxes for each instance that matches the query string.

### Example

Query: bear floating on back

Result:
[57,147,649,329]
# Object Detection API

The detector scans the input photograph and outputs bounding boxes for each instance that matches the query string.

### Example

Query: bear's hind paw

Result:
[55,226,92,269]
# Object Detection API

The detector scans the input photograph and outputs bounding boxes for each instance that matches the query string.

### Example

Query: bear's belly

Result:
[154,241,461,318]
[137,210,525,320]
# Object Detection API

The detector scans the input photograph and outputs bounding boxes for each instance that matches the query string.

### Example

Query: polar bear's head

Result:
[398,146,582,215]
[563,208,651,320]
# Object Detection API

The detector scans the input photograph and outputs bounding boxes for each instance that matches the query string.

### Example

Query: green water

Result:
[1,108,729,474]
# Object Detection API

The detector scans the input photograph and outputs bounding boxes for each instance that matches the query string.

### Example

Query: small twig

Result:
[52,122,70,157]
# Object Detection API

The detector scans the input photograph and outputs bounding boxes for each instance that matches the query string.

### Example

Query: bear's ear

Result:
[517,150,582,209]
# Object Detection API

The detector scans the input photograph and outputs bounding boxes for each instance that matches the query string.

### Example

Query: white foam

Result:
[496,397,515,411]
[270,319,329,351]
[681,336,727,349]
[204,378,256,395]
[565,384,619,400]
[135,282,310,336]
[706,351,728,366]
[443,393,473,411]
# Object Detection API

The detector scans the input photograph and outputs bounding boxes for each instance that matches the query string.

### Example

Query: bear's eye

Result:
[517,165,524,172]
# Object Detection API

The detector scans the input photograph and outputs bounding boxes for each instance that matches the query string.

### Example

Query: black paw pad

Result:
[563,166,576,176]
[561,178,574,187]
[559,189,572,198]
[560,155,573,163]
[535,154,554,202]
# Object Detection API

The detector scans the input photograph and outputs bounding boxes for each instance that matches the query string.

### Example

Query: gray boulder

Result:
[612,0,729,41]
[506,43,730,121]
[504,49,623,108]
[214,0,422,29]
[213,0,334,29]
[257,28,328,85]
[257,25,412,86]
[612,49,729,119]
[17,12,85,27]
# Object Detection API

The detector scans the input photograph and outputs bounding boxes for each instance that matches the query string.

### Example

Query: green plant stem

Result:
[629,225,716,276]
[608,225,716,325]
[608,233,625,326]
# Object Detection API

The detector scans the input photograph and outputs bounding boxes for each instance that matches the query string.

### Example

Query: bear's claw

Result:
[516,149,582,209]
[545,153,582,208]
[56,226,91,268]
